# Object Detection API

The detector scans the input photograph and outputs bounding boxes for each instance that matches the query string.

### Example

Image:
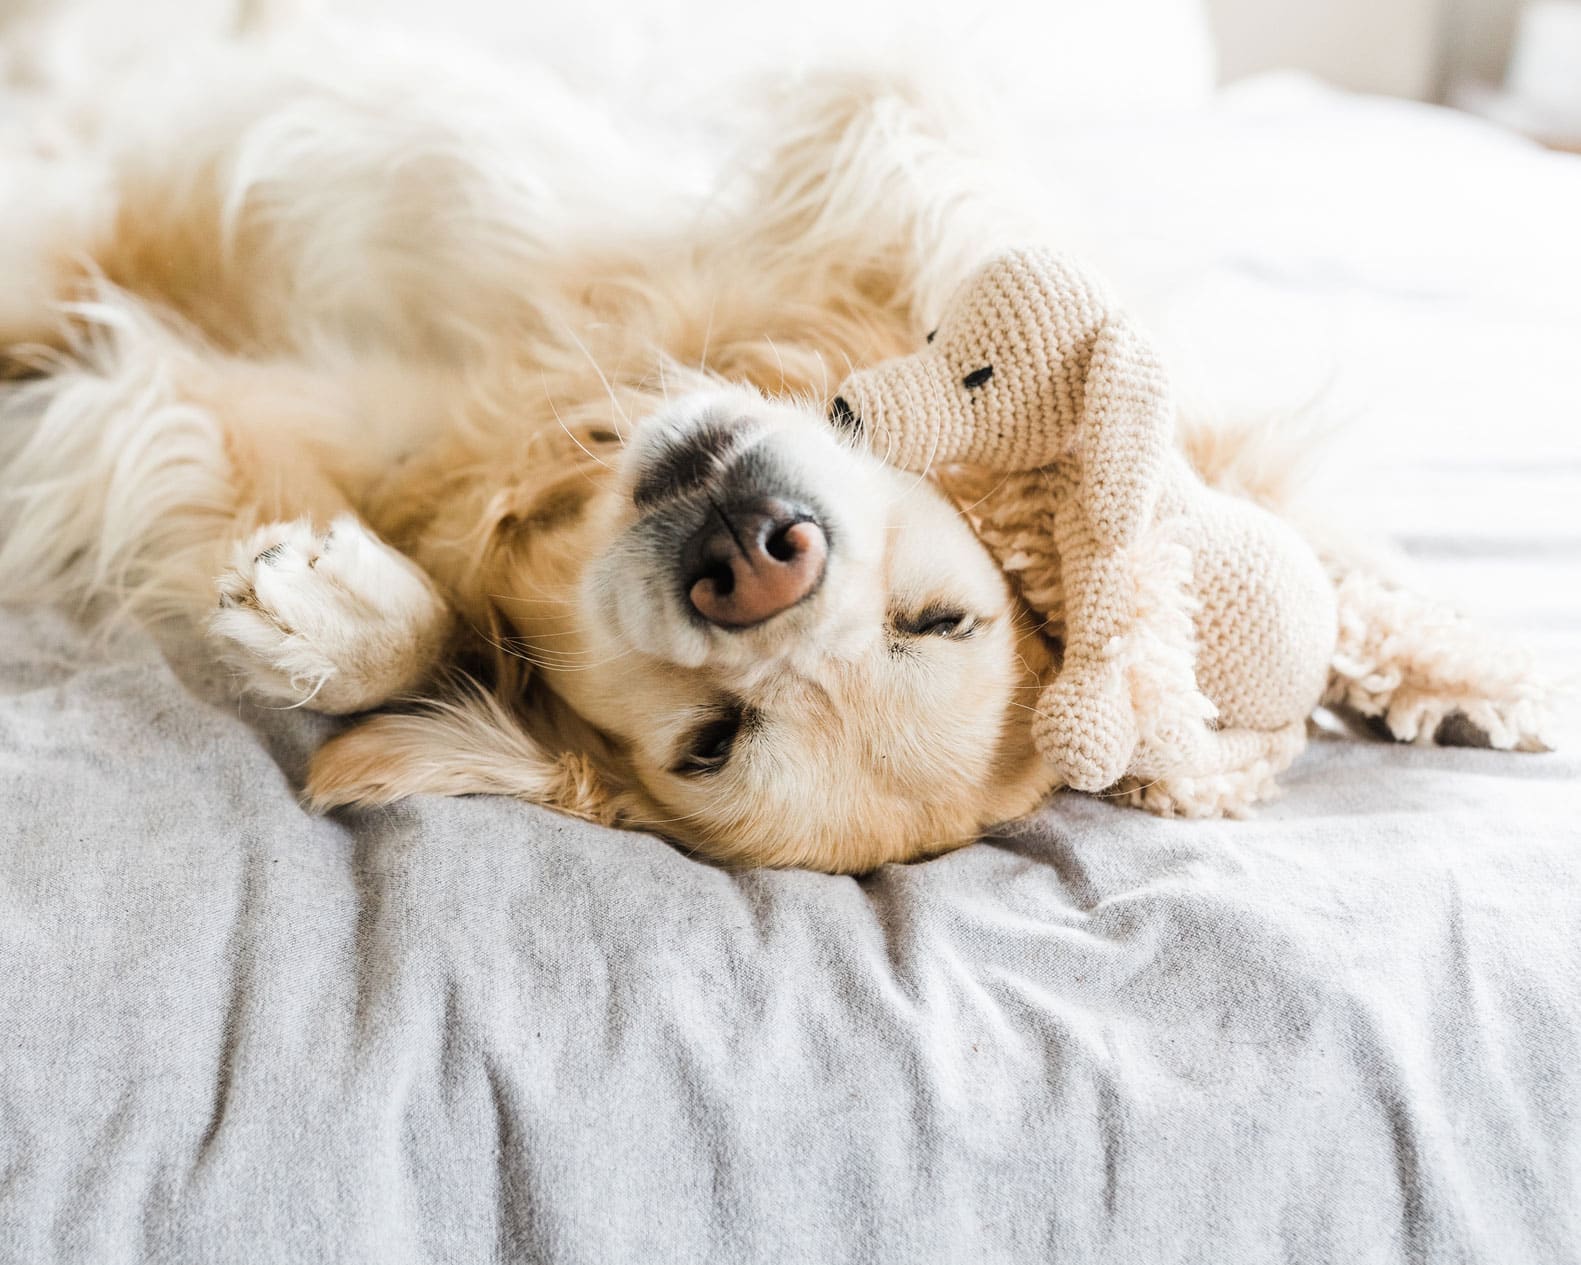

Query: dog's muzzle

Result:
[634,421,830,630]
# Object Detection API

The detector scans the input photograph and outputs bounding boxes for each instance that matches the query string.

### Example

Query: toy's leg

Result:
[1119,721,1307,819]
[1325,568,1561,752]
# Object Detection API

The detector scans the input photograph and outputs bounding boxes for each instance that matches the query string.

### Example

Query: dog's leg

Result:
[211,514,454,714]
[0,295,454,713]
[181,384,457,714]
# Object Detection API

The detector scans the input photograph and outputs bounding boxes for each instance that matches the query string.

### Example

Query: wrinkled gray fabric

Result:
[2,599,1579,1265]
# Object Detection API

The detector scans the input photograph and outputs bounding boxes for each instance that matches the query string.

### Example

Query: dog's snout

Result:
[685,502,828,629]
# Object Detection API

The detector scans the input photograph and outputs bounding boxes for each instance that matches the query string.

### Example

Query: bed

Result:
[3,33,1580,1265]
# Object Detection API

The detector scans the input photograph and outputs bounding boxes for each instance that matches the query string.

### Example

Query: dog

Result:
[0,24,1554,871]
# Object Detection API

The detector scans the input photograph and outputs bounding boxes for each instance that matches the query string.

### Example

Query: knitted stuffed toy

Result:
[830,247,1339,816]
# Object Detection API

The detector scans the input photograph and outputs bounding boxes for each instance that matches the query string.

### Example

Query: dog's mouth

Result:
[630,417,834,631]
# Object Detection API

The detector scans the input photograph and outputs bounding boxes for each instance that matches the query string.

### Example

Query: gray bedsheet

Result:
[2,602,1579,1264]
[5,78,1581,1265]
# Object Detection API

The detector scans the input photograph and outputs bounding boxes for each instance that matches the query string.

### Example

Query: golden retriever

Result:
[0,24,1553,871]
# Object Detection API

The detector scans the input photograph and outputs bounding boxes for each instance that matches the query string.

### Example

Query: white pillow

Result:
[337,0,1218,123]
[4,0,1215,122]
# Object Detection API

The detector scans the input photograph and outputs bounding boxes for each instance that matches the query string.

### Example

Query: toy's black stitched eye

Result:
[963,365,994,389]
[926,329,938,343]
[829,395,859,432]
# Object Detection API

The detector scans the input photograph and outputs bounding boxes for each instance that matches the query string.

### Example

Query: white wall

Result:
[1206,0,1529,99]
[1206,0,1441,96]
[1440,0,1527,88]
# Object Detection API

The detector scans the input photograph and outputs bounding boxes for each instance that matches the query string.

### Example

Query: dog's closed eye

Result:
[896,605,974,639]
[673,705,750,776]
[962,365,994,389]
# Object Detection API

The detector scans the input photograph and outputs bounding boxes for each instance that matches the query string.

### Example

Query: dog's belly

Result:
[1189,490,1337,731]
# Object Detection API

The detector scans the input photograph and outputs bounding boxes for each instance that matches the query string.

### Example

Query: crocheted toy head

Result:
[831,251,1138,476]
[832,247,1339,817]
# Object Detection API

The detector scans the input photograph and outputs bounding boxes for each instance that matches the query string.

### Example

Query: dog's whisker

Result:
[1002,700,1049,717]
[540,373,615,472]
[894,417,944,500]
[458,614,602,672]
[255,677,330,710]
[477,626,632,672]
[557,316,634,443]
[500,625,586,640]
[490,637,599,664]
[519,650,636,674]
[619,798,736,833]
[487,593,578,608]
[697,299,717,376]
[955,472,1014,516]
[765,335,788,397]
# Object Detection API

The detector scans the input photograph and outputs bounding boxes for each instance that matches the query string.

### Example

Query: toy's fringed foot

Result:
[1033,665,1139,793]
[1325,568,1565,753]
[1118,720,1308,819]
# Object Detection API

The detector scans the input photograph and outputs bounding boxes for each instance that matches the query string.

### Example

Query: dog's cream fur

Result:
[0,21,1557,871]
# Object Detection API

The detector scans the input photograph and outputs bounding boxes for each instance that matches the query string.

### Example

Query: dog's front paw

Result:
[210,516,452,714]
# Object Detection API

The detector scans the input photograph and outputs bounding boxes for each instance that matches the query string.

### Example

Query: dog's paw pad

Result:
[210,515,451,714]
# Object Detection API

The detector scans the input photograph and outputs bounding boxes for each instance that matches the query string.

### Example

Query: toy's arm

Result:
[1031,512,1142,791]
[1030,319,1177,790]
[1075,315,1173,548]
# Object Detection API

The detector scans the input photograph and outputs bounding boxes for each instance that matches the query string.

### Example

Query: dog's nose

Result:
[686,502,828,628]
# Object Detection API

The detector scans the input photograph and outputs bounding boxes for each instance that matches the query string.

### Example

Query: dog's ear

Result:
[303,686,630,824]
